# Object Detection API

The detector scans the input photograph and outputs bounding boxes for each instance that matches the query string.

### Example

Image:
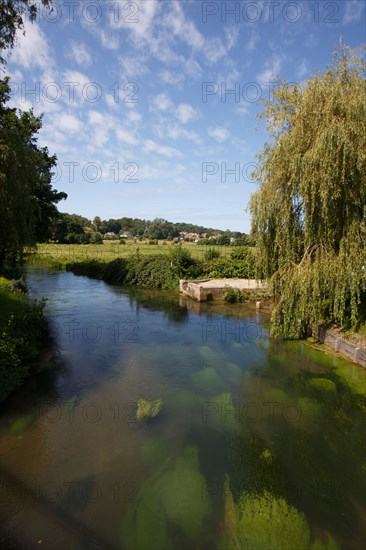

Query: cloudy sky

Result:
[4,0,366,231]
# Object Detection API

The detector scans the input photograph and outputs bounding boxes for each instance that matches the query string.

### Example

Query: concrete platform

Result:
[179,279,267,302]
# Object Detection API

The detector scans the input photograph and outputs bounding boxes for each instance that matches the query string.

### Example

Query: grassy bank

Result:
[0,277,48,402]
[27,243,259,292]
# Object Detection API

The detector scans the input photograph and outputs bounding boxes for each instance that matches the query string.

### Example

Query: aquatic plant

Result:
[9,413,35,436]
[122,479,171,550]
[121,445,211,548]
[191,367,222,394]
[263,387,291,404]
[308,378,337,394]
[141,437,168,468]
[155,445,211,539]
[136,398,163,422]
[233,490,310,550]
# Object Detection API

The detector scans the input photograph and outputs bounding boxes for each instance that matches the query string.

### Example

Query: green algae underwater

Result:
[0,268,365,549]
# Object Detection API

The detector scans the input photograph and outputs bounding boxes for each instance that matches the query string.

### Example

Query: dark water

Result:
[0,268,365,550]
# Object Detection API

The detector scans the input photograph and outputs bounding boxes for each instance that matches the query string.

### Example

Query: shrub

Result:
[0,299,48,401]
[224,288,245,303]
[102,258,128,283]
[208,258,256,279]
[204,248,221,261]
[167,246,203,278]
[66,260,106,279]
[126,255,177,289]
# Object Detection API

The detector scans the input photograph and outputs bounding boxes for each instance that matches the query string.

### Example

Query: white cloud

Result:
[66,41,92,67]
[159,70,185,88]
[151,93,174,112]
[105,94,118,109]
[126,111,142,123]
[256,56,283,85]
[58,112,82,133]
[297,59,309,79]
[343,0,365,24]
[121,56,148,78]
[10,21,52,70]
[143,139,182,158]
[88,110,104,125]
[208,127,230,142]
[176,103,198,124]
[116,127,138,145]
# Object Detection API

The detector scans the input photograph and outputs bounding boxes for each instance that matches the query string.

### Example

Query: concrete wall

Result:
[314,327,366,369]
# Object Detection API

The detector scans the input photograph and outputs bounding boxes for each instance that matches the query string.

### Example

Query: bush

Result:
[208,258,256,279]
[204,248,221,261]
[103,258,128,283]
[126,255,177,289]
[167,246,203,279]
[0,299,48,401]
[66,260,106,278]
[224,287,245,303]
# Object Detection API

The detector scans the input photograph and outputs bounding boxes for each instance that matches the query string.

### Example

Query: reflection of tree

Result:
[113,286,190,324]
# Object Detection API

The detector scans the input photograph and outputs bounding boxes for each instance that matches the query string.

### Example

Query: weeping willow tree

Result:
[250,43,366,339]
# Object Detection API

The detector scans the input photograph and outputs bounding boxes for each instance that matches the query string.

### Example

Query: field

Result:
[28,241,233,267]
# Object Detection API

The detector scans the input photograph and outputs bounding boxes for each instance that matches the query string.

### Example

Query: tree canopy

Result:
[0,0,52,65]
[250,43,366,338]
[0,77,66,266]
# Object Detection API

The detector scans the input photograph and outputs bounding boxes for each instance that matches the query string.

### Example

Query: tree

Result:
[0,77,66,265]
[249,43,366,338]
[0,0,52,65]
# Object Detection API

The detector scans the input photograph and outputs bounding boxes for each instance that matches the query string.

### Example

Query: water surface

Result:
[0,268,365,549]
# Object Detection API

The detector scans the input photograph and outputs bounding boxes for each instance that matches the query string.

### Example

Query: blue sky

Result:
[4,0,366,231]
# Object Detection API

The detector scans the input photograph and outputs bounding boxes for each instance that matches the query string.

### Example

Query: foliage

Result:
[122,445,211,548]
[250,43,366,338]
[0,77,66,266]
[167,245,202,278]
[207,256,256,279]
[191,367,223,394]
[224,288,245,303]
[0,0,52,65]
[204,248,221,261]
[66,260,106,279]
[0,277,48,401]
[102,258,128,283]
[226,490,311,550]
[126,255,177,289]
[136,398,164,422]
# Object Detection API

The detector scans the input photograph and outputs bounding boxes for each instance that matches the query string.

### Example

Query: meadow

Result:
[28,241,233,267]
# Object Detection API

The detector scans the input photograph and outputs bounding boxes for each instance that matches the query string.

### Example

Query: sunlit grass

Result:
[28,241,233,267]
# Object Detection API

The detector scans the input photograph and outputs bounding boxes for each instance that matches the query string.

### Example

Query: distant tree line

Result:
[48,213,249,245]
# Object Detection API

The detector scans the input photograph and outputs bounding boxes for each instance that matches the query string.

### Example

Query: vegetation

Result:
[250,43,366,338]
[42,212,247,244]
[0,0,52,65]
[0,276,48,401]
[224,288,245,303]
[0,77,66,267]
[136,398,164,422]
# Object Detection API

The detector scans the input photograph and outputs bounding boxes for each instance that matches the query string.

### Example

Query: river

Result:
[0,267,365,549]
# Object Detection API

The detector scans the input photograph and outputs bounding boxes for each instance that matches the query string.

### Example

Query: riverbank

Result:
[0,276,49,401]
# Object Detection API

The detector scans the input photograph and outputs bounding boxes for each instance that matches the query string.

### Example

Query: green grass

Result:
[27,241,233,267]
